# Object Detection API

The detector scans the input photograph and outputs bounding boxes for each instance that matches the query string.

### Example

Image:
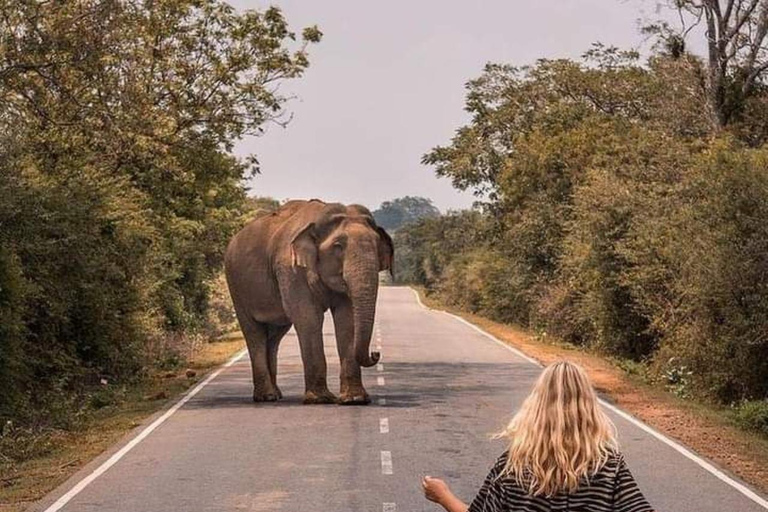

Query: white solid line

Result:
[380,417,390,434]
[599,399,768,509]
[377,363,384,372]
[408,287,768,509]
[43,348,248,512]
[377,376,386,386]
[378,397,387,406]
[443,311,541,367]
[383,503,397,512]
[381,451,393,475]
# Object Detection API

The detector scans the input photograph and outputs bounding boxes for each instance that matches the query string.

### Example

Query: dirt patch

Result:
[0,337,245,512]
[420,292,768,496]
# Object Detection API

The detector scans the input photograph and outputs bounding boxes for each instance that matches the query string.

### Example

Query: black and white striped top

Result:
[468,451,654,512]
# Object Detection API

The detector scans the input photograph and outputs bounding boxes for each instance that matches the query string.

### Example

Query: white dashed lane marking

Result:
[376,325,394,511]
[380,451,393,475]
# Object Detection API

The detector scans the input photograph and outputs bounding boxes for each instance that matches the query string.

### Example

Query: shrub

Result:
[622,143,768,402]
[0,0,319,428]
[734,400,768,436]
[413,49,768,405]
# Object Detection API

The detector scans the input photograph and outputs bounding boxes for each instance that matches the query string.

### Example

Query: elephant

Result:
[224,199,394,405]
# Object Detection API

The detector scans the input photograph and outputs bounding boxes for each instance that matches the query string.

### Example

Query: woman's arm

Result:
[422,476,469,512]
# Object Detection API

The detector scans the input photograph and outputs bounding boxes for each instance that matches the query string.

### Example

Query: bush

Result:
[0,248,29,417]
[621,143,768,402]
[734,400,768,436]
[0,1,319,429]
[412,49,768,405]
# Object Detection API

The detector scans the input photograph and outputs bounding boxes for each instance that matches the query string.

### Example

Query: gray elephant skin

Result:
[224,199,394,405]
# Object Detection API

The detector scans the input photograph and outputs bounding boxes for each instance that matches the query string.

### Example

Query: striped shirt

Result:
[468,451,653,512]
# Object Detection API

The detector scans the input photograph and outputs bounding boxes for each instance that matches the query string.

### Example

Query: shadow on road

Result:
[182,361,540,410]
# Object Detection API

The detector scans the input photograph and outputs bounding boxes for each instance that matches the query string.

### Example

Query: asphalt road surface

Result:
[37,287,768,512]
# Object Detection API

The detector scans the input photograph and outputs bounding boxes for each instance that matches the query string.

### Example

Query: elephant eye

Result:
[332,240,344,250]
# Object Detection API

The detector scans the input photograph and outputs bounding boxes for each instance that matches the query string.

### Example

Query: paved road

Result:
[37,287,767,512]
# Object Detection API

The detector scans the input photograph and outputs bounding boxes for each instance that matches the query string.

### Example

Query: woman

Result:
[422,361,654,512]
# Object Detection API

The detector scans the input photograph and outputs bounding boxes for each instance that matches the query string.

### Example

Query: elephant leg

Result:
[332,299,370,405]
[266,324,291,400]
[235,310,279,402]
[292,310,337,404]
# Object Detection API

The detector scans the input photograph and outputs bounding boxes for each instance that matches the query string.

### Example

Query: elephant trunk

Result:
[344,250,380,368]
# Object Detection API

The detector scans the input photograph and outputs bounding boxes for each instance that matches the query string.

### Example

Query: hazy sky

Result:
[230,1,676,212]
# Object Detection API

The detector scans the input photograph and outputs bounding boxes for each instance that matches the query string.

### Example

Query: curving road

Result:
[35,287,768,512]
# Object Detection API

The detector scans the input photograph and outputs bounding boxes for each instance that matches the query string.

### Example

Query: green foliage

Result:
[0,1,317,428]
[0,420,62,465]
[440,249,533,325]
[409,43,768,405]
[733,400,768,437]
[373,196,440,232]
[245,196,282,220]
[393,209,489,286]
[0,248,29,417]
[624,143,768,401]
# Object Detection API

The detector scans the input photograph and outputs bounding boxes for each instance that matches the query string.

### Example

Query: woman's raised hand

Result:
[422,475,451,504]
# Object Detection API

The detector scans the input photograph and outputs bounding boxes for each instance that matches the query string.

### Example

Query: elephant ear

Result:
[291,223,318,271]
[376,226,394,276]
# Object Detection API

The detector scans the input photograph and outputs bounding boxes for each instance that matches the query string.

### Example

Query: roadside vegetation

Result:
[0,334,244,511]
[372,196,441,232]
[399,2,768,435]
[0,0,318,501]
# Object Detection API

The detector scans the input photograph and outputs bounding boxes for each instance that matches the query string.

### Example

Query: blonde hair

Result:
[495,360,618,497]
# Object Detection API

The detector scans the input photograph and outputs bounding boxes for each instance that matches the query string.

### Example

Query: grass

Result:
[0,335,245,512]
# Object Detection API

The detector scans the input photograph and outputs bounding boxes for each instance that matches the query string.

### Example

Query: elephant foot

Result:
[303,389,338,405]
[275,386,283,400]
[339,391,371,406]
[253,390,280,403]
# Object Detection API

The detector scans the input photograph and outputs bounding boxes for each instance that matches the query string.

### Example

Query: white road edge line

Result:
[381,451,393,475]
[377,363,384,372]
[378,397,387,406]
[380,417,390,434]
[377,376,386,386]
[383,502,397,512]
[43,348,248,512]
[408,287,768,510]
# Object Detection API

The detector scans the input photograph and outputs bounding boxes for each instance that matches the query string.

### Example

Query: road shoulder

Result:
[0,337,245,512]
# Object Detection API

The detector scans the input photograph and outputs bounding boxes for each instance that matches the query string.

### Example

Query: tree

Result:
[372,196,440,231]
[0,1,320,425]
[421,41,768,402]
[245,196,282,218]
[393,209,490,287]
[650,1,768,128]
